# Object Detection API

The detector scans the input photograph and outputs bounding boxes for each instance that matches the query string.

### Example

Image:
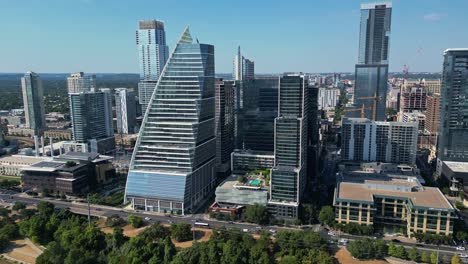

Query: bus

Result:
[194,221,210,228]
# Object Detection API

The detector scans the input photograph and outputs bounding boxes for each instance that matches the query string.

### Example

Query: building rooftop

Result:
[442,161,468,173]
[0,155,50,164]
[337,178,453,210]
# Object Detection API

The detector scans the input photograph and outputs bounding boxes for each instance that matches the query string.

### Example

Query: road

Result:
[2,191,467,260]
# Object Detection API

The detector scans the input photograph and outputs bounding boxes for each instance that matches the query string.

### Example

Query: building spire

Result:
[178,26,193,44]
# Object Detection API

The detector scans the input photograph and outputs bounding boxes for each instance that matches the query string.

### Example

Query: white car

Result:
[459,254,468,258]
[242,228,249,233]
[328,231,336,236]
[456,246,466,251]
[269,229,277,234]
[144,217,151,221]
[340,238,348,244]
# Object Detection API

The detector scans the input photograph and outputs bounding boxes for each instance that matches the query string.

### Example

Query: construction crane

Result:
[354,93,383,120]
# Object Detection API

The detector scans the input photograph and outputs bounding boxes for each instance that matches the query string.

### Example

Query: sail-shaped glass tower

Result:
[125,27,216,215]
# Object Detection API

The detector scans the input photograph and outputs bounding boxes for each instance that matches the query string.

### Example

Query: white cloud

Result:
[423,13,447,21]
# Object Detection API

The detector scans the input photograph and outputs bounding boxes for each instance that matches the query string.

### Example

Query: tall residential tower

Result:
[136,20,169,115]
[233,46,254,81]
[21,71,45,136]
[438,49,468,162]
[125,27,216,215]
[67,72,96,93]
[115,88,137,134]
[269,74,308,219]
[353,2,392,121]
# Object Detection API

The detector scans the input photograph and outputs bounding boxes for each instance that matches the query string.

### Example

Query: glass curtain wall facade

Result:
[353,3,392,121]
[21,71,45,136]
[438,49,468,162]
[137,20,169,114]
[236,78,278,151]
[115,88,136,134]
[269,74,308,219]
[125,27,216,215]
[69,90,114,142]
[215,79,235,179]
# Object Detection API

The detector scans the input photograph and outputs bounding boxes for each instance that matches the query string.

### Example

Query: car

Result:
[459,254,468,258]
[456,246,466,251]
[416,244,424,248]
[255,226,262,230]
[242,228,249,233]
[228,221,234,224]
[328,231,336,237]
[269,229,277,234]
[391,239,400,243]
[95,208,102,211]
[144,217,151,221]
[168,220,173,224]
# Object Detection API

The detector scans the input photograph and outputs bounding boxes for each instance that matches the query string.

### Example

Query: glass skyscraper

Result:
[69,89,115,154]
[233,46,254,81]
[125,27,216,215]
[215,79,235,179]
[115,88,136,134]
[353,2,392,121]
[269,74,308,219]
[21,71,45,136]
[136,20,169,114]
[438,49,468,162]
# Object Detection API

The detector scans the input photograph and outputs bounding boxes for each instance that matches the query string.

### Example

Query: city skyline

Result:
[2,0,467,74]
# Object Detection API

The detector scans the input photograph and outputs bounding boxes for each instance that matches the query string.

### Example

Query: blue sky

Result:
[1,0,467,74]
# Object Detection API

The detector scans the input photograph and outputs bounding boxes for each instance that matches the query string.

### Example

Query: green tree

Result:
[163,236,176,264]
[300,203,317,225]
[394,245,407,259]
[388,242,396,256]
[237,175,245,183]
[452,254,462,264]
[171,223,192,242]
[318,206,335,226]
[374,239,388,259]
[37,201,55,216]
[243,204,269,224]
[408,247,419,262]
[348,239,375,260]
[12,202,26,211]
[430,251,438,264]
[0,207,10,217]
[279,255,298,264]
[421,252,430,263]
[128,214,143,228]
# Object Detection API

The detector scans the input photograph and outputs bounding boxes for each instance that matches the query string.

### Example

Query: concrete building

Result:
[67,72,96,93]
[21,152,114,195]
[341,118,418,165]
[0,155,50,176]
[425,94,440,134]
[125,27,216,215]
[422,79,441,95]
[438,49,468,163]
[353,3,392,121]
[269,74,308,219]
[402,112,426,133]
[334,173,455,237]
[318,88,340,110]
[115,88,136,134]
[233,46,254,81]
[215,80,235,179]
[136,20,169,114]
[439,161,468,200]
[231,149,275,175]
[69,89,115,154]
[400,86,427,113]
[21,71,46,136]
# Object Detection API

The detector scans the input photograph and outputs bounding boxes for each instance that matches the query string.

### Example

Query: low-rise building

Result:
[439,161,468,202]
[210,174,269,216]
[44,129,73,141]
[21,152,115,195]
[0,155,50,176]
[334,174,455,237]
[231,149,274,175]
